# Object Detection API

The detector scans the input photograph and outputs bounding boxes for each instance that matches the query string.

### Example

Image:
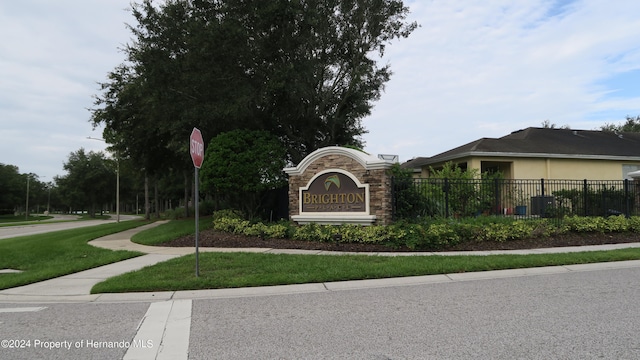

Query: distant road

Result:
[0,215,142,240]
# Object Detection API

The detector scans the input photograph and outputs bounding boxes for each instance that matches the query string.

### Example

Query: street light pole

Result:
[116,160,120,222]
[25,175,30,220]
[87,136,120,222]
[47,183,51,214]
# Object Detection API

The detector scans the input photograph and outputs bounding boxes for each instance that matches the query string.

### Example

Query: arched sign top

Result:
[283,146,394,176]
[305,168,366,188]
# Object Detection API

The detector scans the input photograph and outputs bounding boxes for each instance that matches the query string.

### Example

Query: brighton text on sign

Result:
[301,172,366,212]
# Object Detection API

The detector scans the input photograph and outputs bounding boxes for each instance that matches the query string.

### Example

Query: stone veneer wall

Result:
[287,153,394,225]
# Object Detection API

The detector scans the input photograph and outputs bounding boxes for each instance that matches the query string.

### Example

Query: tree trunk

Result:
[192,174,195,215]
[154,179,160,218]
[184,170,190,218]
[144,174,150,220]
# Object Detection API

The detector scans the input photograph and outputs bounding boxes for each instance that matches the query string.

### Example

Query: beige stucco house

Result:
[403,127,640,180]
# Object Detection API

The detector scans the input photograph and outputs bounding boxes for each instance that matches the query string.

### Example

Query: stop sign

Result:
[190,127,204,168]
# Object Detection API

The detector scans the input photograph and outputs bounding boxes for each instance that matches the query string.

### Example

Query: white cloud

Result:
[364,0,640,162]
[0,1,130,177]
[1,0,639,177]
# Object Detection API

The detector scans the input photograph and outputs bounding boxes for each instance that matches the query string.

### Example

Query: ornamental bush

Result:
[263,223,290,239]
[212,209,244,221]
[212,217,250,233]
[211,213,640,251]
[603,215,629,232]
[628,216,640,232]
[243,222,269,237]
[425,223,460,248]
[562,215,630,233]
[292,223,333,242]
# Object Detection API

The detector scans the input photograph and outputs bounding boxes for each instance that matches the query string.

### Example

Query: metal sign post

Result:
[194,166,200,277]
[190,128,204,277]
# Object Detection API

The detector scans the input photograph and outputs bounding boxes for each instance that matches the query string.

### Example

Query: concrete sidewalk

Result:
[2,221,640,303]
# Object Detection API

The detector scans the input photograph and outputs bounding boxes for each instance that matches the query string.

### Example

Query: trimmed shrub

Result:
[292,223,333,242]
[264,223,291,239]
[211,214,640,251]
[212,217,249,233]
[604,215,628,232]
[213,209,244,221]
[627,216,640,232]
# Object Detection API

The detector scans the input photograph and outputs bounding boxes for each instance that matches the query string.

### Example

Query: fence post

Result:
[444,178,450,218]
[540,178,545,217]
[600,184,605,216]
[494,178,500,215]
[583,179,588,217]
[625,179,630,218]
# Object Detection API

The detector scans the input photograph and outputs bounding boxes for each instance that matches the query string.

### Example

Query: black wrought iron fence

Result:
[391,177,639,221]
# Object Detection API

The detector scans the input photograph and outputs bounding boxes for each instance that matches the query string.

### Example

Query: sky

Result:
[1,0,640,182]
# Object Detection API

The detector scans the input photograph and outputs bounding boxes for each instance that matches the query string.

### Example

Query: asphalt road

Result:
[1,265,639,359]
[188,266,640,359]
[0,215,141,240]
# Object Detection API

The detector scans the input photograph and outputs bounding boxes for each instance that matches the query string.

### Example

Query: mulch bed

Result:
[161,229,640,253]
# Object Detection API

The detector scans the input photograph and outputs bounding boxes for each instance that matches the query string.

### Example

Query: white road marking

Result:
[124,299,192,360]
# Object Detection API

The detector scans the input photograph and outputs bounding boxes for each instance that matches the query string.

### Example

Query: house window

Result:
[481,161,512,178]
[622,164,640,179]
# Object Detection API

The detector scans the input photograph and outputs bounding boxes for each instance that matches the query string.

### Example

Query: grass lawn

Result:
[131,217,213,245]
[92,249,640,294]
[92,218,640,293]
[3,218,640,294]
[0,221,149,290]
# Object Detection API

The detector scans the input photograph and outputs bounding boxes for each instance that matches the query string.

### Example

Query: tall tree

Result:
[242,0,419,162]
[541,120,570,129]
[199,129,288,218]
[0,164,23,213]
[600,115,640,132]
[56,149,117,217]
[91,0,417,166]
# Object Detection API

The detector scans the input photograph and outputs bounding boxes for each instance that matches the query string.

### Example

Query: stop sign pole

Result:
[190,127,204,277]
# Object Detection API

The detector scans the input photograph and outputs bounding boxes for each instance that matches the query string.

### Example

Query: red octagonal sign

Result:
[190,127,204,168]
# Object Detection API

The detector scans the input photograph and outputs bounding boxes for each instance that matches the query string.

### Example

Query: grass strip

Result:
[0,221,149,289]
[131,217,213,245]
[91,247,640,293]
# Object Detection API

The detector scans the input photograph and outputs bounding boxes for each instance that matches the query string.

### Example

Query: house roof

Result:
[403,127,640,169]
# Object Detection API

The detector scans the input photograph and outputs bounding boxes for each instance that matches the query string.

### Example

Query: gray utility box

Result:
[531,196,554,216]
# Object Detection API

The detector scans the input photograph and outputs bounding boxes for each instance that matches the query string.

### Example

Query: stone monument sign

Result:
[284,146,396,225]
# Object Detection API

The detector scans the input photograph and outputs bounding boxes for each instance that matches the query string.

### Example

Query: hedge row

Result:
[212,212,640,250]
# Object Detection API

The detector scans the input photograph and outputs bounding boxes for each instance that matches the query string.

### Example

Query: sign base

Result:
[291,214,377,225]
